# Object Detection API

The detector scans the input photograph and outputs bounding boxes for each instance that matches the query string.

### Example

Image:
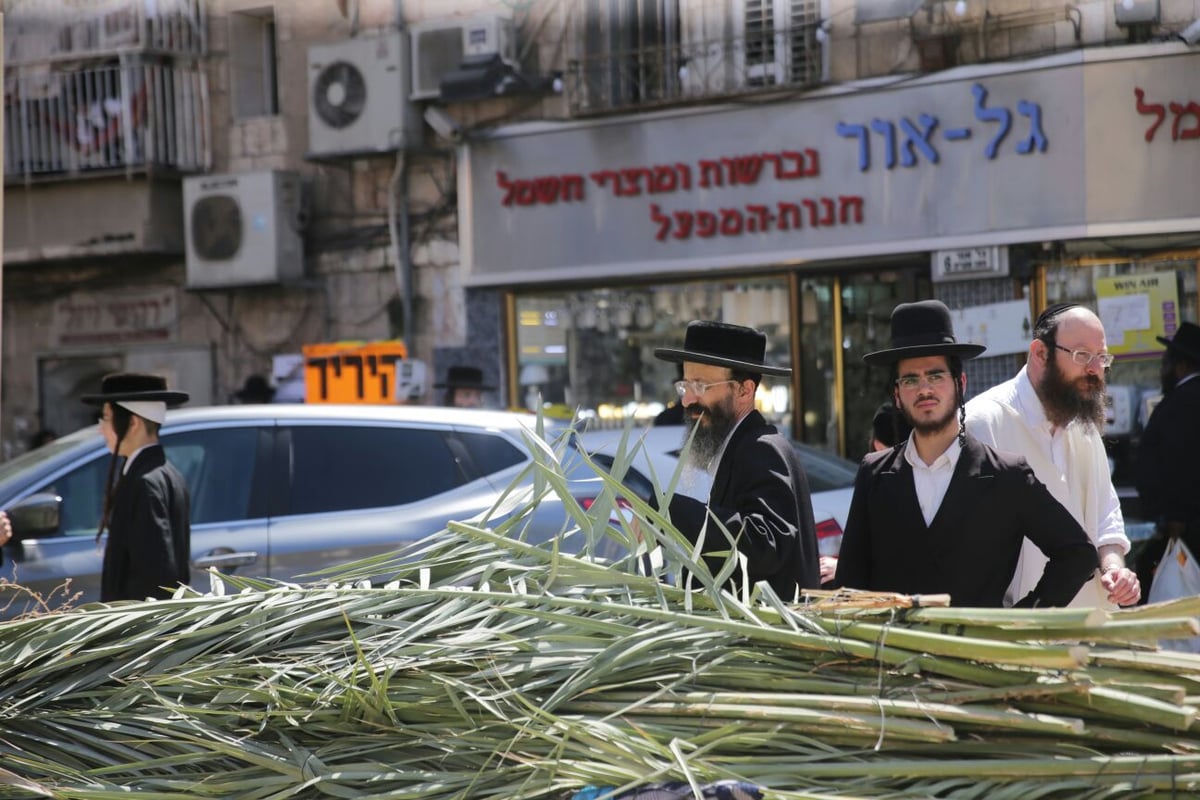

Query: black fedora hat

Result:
[235,374,276,403]
[654,320,791,376]
[81,372,189,406]
[1157,321,1200,363]
[434,365,495,391]
[863,300,986,366]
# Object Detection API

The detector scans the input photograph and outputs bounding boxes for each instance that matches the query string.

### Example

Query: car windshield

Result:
[0,426,100,485]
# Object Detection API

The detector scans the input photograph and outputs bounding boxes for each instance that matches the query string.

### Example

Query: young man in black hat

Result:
[1134,321,1200,584]
[834,300,1097,607]
[82,373,191,602]
[652,320,820,598]
[437,365,493,409]
[966,303,1140,608]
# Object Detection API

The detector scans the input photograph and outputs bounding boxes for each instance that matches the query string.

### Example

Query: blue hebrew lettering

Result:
[836,122,871,171]
[899,114,940,166]
[1015,99,1049,154]
[971,83,1012,160]
[870,119,898,169]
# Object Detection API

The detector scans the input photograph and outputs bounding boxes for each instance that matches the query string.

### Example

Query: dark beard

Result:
[906,401,959,437]
[682,400,738,470]
[1039,353,1107,430]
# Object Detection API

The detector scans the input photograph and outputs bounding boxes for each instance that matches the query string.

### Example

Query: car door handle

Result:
[193,550,259,569]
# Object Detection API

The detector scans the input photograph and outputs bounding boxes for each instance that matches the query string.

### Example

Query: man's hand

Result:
[0,511,11,546]
[1100,566,1141,606]
[819,555,838,584]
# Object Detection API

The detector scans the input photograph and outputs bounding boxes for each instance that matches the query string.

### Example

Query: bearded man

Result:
[966,303,1140,608]
[653,320,819,598]
[834,301,1096,607]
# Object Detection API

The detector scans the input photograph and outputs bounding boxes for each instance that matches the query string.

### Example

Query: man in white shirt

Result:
[835,300,1097,607]
[966,303,1141,609]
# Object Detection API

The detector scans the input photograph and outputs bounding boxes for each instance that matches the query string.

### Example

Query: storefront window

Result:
[1043,255,1199,484]
[514,278,792,433]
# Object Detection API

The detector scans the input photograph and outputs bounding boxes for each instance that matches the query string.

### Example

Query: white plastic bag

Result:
[1147,537,1200,653]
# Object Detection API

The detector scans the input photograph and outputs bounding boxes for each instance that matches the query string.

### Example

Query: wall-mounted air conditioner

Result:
[183,170,304,289]
[410,12,517,100]
[307,31,422,157]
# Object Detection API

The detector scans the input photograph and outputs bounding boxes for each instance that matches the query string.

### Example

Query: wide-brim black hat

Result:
[863,300,986,366]
[235,374,276,402]
[434,365,495,391]
[1157,321,1200,363]
[81,372,190,406]
[654,320,791,376]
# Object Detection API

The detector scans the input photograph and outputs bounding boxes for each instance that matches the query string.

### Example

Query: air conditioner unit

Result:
[307,31,422,157]
[183,170,304,289]
[410,12,517,100]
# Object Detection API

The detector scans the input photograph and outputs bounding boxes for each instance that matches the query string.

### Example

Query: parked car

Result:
[0,404,601,615]
[573,425,857,558]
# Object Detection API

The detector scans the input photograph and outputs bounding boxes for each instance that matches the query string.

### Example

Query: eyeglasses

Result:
[673,379,737,398]
[1053,344,1114,369]
[895,370,951,391]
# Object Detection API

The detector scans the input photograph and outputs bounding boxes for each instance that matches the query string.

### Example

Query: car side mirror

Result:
[6,492,63,540]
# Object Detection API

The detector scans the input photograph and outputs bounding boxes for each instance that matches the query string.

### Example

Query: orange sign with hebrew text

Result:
[302,341,408,404]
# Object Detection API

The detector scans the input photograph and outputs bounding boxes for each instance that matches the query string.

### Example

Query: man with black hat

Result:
[82,373,191,602]
[834,300,1096,607]
[652,320,820,598]
[1134,321,1200,583]
[967,303,1140,608]
[437,365,493,409]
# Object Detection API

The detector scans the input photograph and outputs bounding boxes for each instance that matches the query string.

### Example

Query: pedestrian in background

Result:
[234,374,276,404]
[868,401,911,453]
[82,373,192,602]
[834,300,1097,607]
[437,365,492,409]
[1134,321,1200,599]
[966,303,1140,608]
[651,320,820,598]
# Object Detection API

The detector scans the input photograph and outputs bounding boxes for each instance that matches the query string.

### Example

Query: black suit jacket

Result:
[667,411,820,598]
[834,435,1096,607]
[1135,376,1200,556]
[101,444,191,602]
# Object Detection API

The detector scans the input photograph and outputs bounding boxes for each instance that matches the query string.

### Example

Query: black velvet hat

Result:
[235,374,276,403]
[863,300,986,366]
[654,320,791,376]
[434,365,495,391]
[1157,321,1200,364]
[81,372,190,406]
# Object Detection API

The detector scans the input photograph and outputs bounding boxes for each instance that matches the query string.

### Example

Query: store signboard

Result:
[1094,271,1180,358]
[302,341,409,404]
[460,48,1200,286]
[931,246,1009,282]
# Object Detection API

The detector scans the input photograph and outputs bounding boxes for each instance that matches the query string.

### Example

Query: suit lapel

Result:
[928,437,987,537]
[880,447,928,531]
[710,411,763,503]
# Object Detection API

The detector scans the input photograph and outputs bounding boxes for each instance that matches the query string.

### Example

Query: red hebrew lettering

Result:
[619,167,651,196]
[590,170,620,192]
[838,196,864,224]
[695,210,718,237]
[745,204,771,232]
[650,203,672,241]
[718,208,744,236]
[675,163,692,191]
[722,155,764,185]
[651,165,678,193]
[698,160,723,188]
[777,202,802,230]
[801,198,820,226]
[778,151,805,179]
[818,198,836,226]
[496,170,516,206]
[514,181,537,206]
[802,148,820,177]
[1135,88,1166,142]
[1169,101,1200,141]
[672,210,694,239]
[561,174,585,201]
[534,177,561,204]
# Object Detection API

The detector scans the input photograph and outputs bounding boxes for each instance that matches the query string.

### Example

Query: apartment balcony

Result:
[566,18,824,116]
[3,0,205,65]
[4,57,210,183]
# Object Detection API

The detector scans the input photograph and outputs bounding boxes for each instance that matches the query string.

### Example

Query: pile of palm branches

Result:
[0,425,1197,799]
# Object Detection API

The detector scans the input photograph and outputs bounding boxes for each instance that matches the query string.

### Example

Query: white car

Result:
[574,425,857,558]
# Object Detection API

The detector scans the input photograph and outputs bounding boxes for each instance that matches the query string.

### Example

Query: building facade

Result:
[2,0,1198,468]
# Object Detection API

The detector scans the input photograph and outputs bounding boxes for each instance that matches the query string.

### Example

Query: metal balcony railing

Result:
[3,0,205,65]
[566,22,823,116]
[5,57,211,182]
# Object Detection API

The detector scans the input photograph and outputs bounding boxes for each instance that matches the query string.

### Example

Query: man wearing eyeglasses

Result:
[834,300,1097,607]
[966,303,1140,609]
[652,320,820,598]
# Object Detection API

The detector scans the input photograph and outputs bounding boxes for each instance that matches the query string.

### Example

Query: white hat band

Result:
[115,400,167,424]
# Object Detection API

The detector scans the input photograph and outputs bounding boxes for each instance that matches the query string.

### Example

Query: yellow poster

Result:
[1094,271,1180,358]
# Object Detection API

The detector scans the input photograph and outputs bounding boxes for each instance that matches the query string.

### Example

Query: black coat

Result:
[101,444,191,602]
[1135,376,1200,556]
[834,435,1097,607]
[667,411,820,598]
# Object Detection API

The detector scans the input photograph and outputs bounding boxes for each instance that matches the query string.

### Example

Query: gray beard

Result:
[682,405,737,470]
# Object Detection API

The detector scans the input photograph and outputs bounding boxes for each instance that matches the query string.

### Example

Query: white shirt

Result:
[966,366,1128,609]
[903,434,962,526]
